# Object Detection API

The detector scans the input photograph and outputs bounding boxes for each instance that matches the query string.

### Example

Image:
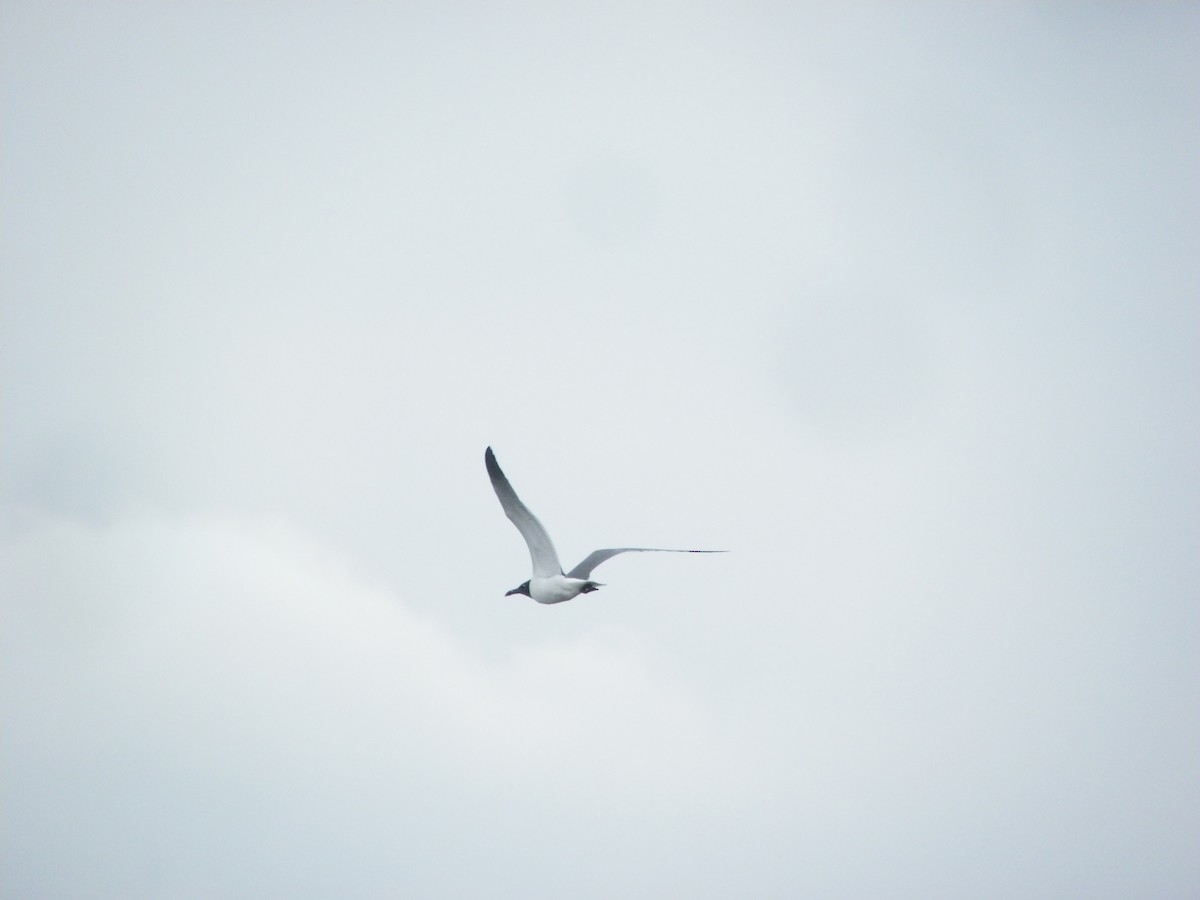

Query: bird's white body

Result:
[528,574,595,604]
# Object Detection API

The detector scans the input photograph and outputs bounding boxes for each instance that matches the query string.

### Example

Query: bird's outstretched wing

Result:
[567,548,726,579]
[485,447,563,578]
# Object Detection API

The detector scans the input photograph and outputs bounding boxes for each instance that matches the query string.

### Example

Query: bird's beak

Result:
[504,587,520,596]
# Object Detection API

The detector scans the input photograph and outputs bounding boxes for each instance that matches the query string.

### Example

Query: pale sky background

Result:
[2,2,1198,898]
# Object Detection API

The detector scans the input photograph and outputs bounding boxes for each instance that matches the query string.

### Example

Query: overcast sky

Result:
[3,3,1198,898]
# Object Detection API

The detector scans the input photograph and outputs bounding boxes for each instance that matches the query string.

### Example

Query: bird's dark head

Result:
[505,580,531,598]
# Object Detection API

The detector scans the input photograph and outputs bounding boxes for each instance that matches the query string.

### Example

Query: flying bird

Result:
[485,446,724,604]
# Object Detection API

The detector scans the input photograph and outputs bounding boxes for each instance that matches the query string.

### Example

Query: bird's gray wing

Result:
[485,447,563,578]
[567,548,726,579]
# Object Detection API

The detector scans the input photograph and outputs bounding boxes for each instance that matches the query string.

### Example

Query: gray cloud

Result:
[3,2,1197,897]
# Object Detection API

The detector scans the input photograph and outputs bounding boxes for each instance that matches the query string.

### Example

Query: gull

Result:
[485,446,724,604]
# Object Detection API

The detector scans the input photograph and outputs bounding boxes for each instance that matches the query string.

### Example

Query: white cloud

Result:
[2,509,761,897]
